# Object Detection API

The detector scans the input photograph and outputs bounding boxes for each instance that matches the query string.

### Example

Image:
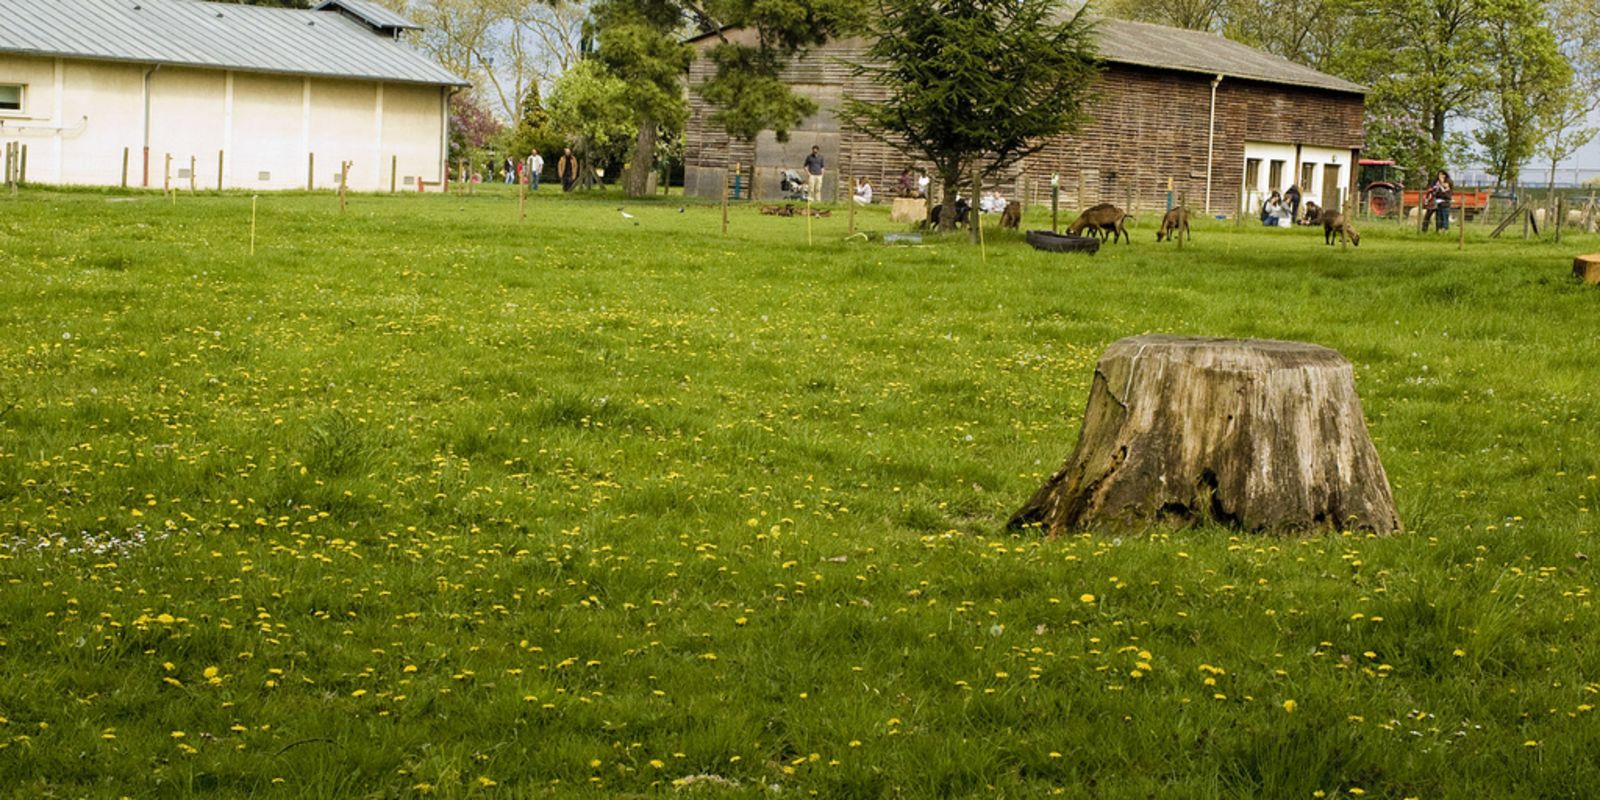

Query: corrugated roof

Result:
[684,17,1365,96]
[0,0,466,86]
[314,0,420,33]
[1093,18,1365,95]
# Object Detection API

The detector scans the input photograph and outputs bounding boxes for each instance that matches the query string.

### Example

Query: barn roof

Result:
[1094,19,1364,95]
[0,0,467,87]
[685,16,1365,96]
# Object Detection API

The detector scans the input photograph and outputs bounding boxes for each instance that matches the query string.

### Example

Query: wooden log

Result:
[1010,335,1401,535]
[1574,253,1600,285]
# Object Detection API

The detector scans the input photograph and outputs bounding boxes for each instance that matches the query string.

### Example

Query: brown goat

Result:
[1156,206,1190,242]
[1066,203,1131,244]
[1323,212,1360,246]
[999,202,1022,230]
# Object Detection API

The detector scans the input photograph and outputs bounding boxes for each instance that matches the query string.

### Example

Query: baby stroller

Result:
[779,169,810,200]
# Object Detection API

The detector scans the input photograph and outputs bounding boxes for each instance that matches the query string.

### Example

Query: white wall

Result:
[0,53,446,191]
[1240,141,1352,213]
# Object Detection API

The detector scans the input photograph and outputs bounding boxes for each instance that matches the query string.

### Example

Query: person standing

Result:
[803,146,825,202]
[1425,170,1452,232]
[504,156,515,184]
[558,148,578,193]
[1285,184,1302,224]
[527,149,544,191]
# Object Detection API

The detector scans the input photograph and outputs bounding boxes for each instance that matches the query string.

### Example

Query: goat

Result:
[999,202,1022,230]
[1156,207,1190,242]
[1066,203,1131,244]
[1323,212,1360,246]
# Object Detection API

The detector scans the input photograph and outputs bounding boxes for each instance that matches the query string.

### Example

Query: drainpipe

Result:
[1204,73,1223,215]
[141,65,159,187]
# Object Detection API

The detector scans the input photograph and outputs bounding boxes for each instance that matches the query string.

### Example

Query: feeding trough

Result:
[1025,229,1100,254]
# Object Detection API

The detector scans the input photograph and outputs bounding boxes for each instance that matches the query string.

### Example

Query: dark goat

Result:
[1322,212,1360,246]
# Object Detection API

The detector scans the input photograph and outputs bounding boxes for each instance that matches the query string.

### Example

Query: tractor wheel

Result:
[1368,186,1397,217]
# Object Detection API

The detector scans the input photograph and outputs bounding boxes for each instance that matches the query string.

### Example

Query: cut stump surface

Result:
[1010,335,1401,535]
[1574,253,1600,284]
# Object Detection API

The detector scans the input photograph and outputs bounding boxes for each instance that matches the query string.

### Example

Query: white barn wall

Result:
[0,54,446,191]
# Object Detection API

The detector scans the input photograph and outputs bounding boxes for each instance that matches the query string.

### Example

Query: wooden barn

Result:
[0,0,465,191]
[683,19,1366,217]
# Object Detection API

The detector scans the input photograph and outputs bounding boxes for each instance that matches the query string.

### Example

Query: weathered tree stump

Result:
[1010,335,1401,535]
[1574,253,1600,285]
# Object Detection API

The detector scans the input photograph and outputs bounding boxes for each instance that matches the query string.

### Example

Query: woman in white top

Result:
[854,177,874,205]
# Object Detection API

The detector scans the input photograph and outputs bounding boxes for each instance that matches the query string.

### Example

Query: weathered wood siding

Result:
[684,36,1365,217]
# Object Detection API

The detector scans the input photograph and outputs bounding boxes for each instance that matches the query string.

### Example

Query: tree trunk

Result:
[624,120,656,198]
[1010,335,1401,535]
[939,172,961,230]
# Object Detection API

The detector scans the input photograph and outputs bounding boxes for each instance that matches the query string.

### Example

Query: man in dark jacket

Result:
[558,149,579,192]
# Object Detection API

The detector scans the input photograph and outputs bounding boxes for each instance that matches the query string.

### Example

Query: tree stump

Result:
[1574,253,1600,285]
[1010,335,1401,535]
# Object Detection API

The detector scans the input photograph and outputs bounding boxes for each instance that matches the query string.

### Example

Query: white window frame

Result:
[0,83,24,115]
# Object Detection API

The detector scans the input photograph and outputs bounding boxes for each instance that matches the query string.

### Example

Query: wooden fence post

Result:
[18,144,26,184]
[847,173,856,236]
[1177,191,1186,250]
[189,155,197,193]
[164,153,172,196]
[721,168,730,236]
[307,152,315,191]
[391,155,398,193]
[1050,174,1060,233]
[338,160,350,211]
[1554,195,1564,244]
[121,147,129,189]
[217,150,224,191]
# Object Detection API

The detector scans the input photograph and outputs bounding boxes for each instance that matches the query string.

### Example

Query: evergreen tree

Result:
[840,0,1098,229]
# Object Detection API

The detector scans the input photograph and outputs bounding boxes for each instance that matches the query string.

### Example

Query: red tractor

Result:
[1359,159,1404,217]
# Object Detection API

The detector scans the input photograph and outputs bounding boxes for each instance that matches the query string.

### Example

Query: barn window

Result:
[1300,163,1316,191]
[1268,160,1285,192]
[1244,159,1261,191]
[0,84,23,113]
[258,171,272,181]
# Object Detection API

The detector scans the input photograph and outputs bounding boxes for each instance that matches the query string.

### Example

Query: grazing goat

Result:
[999,202,1022,230]
[1156,206,1190,242]
[1323,212,1360,246]
[1066,203,1131,244]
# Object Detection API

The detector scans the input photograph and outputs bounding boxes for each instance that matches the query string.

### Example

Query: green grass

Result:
[1,184,1597,798]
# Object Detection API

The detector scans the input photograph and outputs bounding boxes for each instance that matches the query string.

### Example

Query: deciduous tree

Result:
[841,0,1098,229]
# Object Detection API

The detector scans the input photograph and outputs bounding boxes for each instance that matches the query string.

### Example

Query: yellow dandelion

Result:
[1079,593,1096,604]
[1283,699,1297,713]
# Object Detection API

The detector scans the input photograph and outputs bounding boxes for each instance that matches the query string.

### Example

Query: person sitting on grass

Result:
[854,177,874,205]
[1262,191,1286,226]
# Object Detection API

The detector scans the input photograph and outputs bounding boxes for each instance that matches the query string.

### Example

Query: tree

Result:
[1332,0,1491,184]
[1098,0,1227,31]
[1472,0,1568,189]
[1223,0,1355,71]
[546,61,637,187]
[448,91,506,167]
[499,80,565,168]
[693,0,868,141]
[593,0,694,196]
[1536,0,1600,188]
[841,0,1099,230]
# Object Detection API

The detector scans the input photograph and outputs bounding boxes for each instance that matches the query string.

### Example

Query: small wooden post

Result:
[1458,197,1465,251]
[1177,191,1186,250]
[1523,205,1530,240]
[307,152,315,191]
[518,174,526,222]
[847,173,856,236]
[1341,197,1351,251]
[1554,195,1564,244]
[189,155,197,193]
[390,155,397,193]
[806,190,814,247]
[121,147,130,188]
[250,195,257,256]
[720,169,730,236]
[18,144,26,183]
[1050,174,1060,233]
[973,165,985,260]
[338,160,350,211]
[163,152,172,195]
[217,150,224,191]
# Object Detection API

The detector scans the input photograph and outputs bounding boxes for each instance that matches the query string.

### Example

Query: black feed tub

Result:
[1025,229,1100,254]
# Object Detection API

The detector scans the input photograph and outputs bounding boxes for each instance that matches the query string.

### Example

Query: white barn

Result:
[0,0,465,191]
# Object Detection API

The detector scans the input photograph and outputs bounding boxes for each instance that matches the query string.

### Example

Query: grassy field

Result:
[1,183,1598,798]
